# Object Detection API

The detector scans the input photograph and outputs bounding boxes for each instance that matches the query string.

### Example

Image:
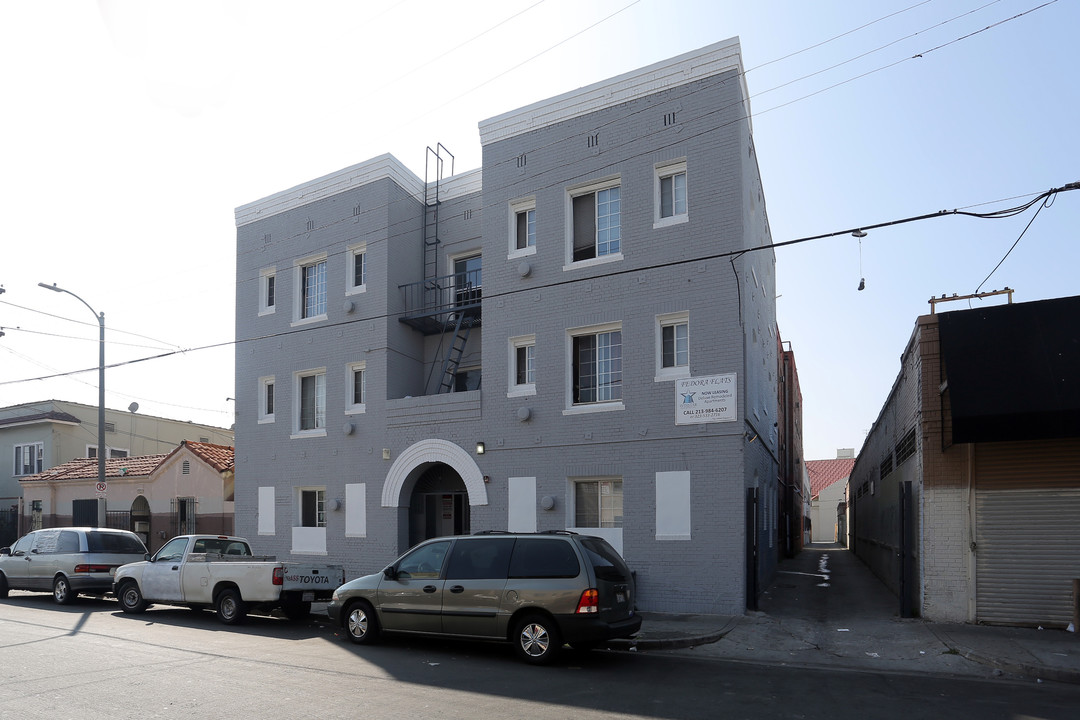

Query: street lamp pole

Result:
[39,283,106,521]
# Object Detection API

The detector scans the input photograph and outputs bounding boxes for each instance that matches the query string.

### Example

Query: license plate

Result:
[616,592,626,604]
[302,591,314,602]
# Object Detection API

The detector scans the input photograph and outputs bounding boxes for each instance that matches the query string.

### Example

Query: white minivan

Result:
[0,527,148,605]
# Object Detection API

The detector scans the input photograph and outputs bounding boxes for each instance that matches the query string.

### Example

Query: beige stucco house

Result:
[18,441,234,553]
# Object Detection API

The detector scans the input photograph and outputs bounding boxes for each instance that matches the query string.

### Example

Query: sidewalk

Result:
[608,545,1080,684]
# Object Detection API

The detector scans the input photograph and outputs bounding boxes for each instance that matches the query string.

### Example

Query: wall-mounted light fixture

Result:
[476,441,486,455]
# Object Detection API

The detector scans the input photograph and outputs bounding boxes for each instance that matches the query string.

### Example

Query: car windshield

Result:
[87,531,147,554]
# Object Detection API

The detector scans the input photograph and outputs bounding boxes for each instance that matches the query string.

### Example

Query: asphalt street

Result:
[1,591,1078,720]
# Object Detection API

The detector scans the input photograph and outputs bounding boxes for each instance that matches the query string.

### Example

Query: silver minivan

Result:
[0,527,148,605]
[327,531,641,664]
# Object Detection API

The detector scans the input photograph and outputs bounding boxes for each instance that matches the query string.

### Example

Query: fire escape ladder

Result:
[423,143,454,310]
[438,310,472,394]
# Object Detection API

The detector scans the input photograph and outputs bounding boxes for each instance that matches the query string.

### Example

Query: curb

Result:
[607,616,742,652]
[928,626,1080,686]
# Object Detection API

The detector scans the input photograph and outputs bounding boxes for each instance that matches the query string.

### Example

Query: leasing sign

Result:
[675,373,737,425]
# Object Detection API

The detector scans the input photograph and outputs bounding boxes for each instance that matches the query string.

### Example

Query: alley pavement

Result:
[607,544,1080,684]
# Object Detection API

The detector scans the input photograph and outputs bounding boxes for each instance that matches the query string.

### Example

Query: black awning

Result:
[937,295,1080,443]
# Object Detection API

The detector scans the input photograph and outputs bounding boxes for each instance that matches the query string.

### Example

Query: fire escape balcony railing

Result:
[399,268,482,335]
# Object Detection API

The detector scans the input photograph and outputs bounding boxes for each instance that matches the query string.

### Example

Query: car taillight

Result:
[575,588,599,614]
[272,567,283,586]
[74,564,113,574]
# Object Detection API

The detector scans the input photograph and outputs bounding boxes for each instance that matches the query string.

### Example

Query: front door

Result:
[142,537,187,602]
[378,540,451,634]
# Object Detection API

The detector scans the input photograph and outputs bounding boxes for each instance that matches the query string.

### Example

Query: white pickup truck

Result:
[113,535,344,625]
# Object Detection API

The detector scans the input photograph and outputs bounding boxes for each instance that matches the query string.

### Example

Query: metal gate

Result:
[975,488,1080,627]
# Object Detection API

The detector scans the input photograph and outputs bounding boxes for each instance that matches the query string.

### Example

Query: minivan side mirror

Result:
[383,566,398,581]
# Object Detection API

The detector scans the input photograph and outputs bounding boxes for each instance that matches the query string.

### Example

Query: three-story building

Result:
[234,37,782,614]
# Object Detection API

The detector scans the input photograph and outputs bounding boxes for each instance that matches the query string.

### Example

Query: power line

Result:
[4,181,1074,389]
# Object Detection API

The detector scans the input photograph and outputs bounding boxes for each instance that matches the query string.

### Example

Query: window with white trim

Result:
[293,254,327,323]
[259,267,276,315]
[347,243,367,295]
[14,443,43,476]
[508,335,536,397]
[655,311,690,380]
[86,446,128,460]
[299,487,326,528]
[509,198,536,257]
[654,160,688,227]
[569,323,622,406]
[294,368,326,435]
[573,478,623,528]
[567,177,621,265]
[259,376,275,423]
[346,362,366,414]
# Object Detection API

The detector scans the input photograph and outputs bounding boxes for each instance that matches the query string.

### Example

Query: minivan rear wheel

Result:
[514,614,561,665]
[53,576,76,605]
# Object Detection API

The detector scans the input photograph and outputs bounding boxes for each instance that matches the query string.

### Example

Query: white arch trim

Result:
[381,438,488,508]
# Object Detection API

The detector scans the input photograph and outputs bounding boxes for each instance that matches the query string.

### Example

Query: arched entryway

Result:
[131,495,151,549]
[382,439,488,550]
[408,464,470,547]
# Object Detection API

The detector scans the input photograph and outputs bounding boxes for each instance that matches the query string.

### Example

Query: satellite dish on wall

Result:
[128,402,139,413]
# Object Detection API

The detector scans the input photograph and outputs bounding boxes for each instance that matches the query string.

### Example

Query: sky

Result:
[1,0,1077,462]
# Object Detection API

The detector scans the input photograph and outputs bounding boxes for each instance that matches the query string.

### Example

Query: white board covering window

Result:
[655,471,691,540]
[345,483,366,538]
[508,477,537,533]
[258,486,275,535]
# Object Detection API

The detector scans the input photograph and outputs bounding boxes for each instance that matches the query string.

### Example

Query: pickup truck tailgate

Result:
[281,564,345,594]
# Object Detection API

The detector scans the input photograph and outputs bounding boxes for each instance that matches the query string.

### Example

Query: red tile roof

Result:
[178,441,234,473]
[807,458,856,498]
[22,454,169,482]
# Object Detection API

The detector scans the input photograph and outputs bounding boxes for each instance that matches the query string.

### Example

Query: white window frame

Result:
[85,445,128,460]
[564,176,623,270]
[564,321,624,415]
[346,242,367,296]
[259,267,277,316]
[654,159,688,228]
[508,334,536,398]
[13,442,43,477]
[655,311,691,381]
[258,375,275,424]
[292,367,327,439]
[346,362,366,414]
[298,486,327,528]
[292,252,328,326]
[568,476,623,529]
[508,197,537,259]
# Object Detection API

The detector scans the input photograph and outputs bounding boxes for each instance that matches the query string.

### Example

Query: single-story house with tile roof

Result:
[18,441,234,553]
[807,453,855,544]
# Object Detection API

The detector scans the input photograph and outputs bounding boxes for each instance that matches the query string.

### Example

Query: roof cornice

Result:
[478,37,746,146]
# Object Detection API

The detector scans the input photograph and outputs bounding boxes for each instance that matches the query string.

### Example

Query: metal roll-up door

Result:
[975,488,1080,627]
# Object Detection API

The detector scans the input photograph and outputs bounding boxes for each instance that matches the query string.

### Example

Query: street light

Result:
[38,283,106,520]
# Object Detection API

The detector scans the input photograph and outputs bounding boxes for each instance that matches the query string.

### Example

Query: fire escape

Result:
[398,144,481,394]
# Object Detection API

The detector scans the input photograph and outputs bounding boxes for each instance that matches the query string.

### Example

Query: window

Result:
[347,243,367,294]
[446,538,514,580]
[509,335,536,397]
[509,198,536,257]
[396,540,450,579]
[656,312,690,380]
[453,254,482,309]
[574,479,623,528]
[569,178,621,264]
[301,260,326,318]
[259,267,276,315]
[294,369,327,436]
[86,446,127,459]
[14,443,43,476]
[570,324,622,406]
[454,367,482,392]
[346,362,366,413]
[654,160,688,227]
[259,376,275,423]
[300,488,326,528]
[293,254,327,324]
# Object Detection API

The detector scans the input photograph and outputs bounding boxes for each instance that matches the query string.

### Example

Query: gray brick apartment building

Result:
[233,37,783,614]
